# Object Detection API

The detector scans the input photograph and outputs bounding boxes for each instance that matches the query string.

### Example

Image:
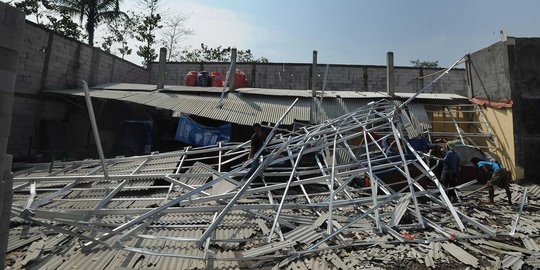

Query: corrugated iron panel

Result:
[243,240,294,257]
[395,92,467,100]
[163,85,227,94]
[321,91,389,99]
[283,225,322,244]
[238,88,312,97]
[407,103,432,129]
[92,82,157,91]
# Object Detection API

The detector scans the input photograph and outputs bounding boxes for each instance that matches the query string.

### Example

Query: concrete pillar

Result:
[311,50,318,97]
[157,47,167,89]
[386,51,395,97]
[0,2,25,267]
[465,55,474,98]
[229,48,237,92]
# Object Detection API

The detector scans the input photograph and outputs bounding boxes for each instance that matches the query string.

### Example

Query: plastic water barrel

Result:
[226,69,249,88]
[235,69,246,88]
[210,71,224,87]
[197,71,211,87]
[185,71,198,86]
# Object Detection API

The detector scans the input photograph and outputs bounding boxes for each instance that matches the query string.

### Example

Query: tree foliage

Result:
[410,59,439,68]
[135,0,162,68]
[160,14,193,61]
[13,0,82,39]
[53,0,124,46]
[180,43,269,63]
[101,11,138,58]
[45,9,82,39]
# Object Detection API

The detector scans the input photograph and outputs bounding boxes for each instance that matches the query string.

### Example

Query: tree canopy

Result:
[410,59,439,68]
[54,0,124,46]
[180,43,269,63]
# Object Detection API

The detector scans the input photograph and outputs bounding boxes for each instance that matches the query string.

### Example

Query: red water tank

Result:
[210,71,224,87]
[227,69,249,88]
[185,71,198,86]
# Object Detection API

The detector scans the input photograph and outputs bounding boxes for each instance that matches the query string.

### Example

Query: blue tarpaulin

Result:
[175,115,231,146]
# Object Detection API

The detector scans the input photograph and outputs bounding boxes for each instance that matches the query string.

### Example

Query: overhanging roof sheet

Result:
[46,89,311,125]
[45,85,467,126]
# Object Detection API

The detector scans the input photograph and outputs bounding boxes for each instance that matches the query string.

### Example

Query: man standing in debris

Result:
[471,157,512,205]
[244,123,266,181]
[441,145,460,203]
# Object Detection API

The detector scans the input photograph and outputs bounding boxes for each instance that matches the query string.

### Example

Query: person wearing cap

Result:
[470,157,512,205]
[441,145,460,203]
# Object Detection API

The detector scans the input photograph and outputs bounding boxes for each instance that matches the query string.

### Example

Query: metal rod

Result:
[81,80,109,179]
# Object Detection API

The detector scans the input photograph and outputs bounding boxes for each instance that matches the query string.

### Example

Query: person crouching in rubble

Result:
[470,157,512,206]
[441,145,460,203]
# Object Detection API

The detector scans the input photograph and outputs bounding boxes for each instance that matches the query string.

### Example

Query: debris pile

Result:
[6,98,540,269]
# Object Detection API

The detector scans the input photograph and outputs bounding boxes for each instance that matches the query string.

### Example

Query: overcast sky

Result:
[122,0,540,67]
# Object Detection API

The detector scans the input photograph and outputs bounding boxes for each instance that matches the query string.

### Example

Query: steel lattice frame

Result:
[10,56,519,264]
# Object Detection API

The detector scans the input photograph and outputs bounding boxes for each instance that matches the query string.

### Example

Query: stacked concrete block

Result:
[7,20,150,160]
[394,68,421,93]
[0,2,24,267]
[315,65,365,92]
[365,67,387,92]
[95,52,114,85]
[113,58,149,84]
[423,68,467,96]
[14,23,48,95]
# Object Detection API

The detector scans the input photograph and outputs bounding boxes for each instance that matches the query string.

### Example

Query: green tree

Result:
[13,0,83,39]
[411,59,439,68]
[135,0,162,68]
[101,11,138,58]
[180,43,269,63]
[54,0,124,46]
[14,0,43,22]
[45,9,82,39]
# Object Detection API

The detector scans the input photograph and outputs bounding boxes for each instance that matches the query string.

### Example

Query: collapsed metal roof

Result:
[8,97,540,269]
[8,58,539,269]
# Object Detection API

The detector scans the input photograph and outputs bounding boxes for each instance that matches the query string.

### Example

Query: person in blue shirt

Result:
[470,157,512,205]
[441,146,460,203]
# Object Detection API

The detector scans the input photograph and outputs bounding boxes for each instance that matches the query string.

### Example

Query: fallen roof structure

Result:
[7,58,540,269]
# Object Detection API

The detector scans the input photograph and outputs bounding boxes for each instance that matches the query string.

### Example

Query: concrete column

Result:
[0,3,25,267]
[89,47,101,86]
[465,55,474,98]
[157,47,167,89]
[311,50,318,97]
[229,48,237,92]
[386,51,395,97]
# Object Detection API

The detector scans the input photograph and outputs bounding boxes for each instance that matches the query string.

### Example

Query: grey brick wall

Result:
[8,21,149,160]
[150,62,467,95]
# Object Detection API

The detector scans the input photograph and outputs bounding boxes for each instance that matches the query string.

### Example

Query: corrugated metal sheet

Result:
[395,92,467,100]
[45,86,465,127]
[407,103,432,130]
[163,85,228,94]
[93,82,156,91]
[312,98,370,123]
[238,88,312,97]
[243,240,294,257]
[321,91,389,99]
[283,225,322,244]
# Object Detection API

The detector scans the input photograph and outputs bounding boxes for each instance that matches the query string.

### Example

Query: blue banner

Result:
[175,115,231,146]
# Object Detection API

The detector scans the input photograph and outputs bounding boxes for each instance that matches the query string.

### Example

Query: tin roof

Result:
[45,84,467,126]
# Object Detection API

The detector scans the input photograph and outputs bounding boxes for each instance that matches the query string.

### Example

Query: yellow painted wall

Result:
[479,106,524,180]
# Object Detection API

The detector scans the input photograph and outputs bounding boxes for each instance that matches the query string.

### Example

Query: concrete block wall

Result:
[7,20,149,160]
[151,62,467,95]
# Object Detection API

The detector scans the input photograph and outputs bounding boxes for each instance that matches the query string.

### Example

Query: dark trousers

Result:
[441,171,458,202]
[488,168,512,205]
